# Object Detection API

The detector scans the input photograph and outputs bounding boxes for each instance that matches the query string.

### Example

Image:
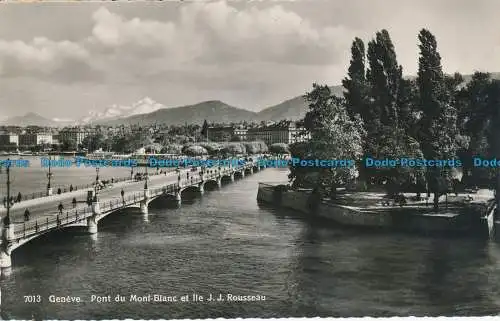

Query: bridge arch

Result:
[180,185,200,194]
[220,175,233,184]
[203,179,220,191]
[234,170,244,179]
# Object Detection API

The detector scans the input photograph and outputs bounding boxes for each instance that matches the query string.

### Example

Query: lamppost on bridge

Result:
[0,159,15,271]
[144,162,149,189]
[94,167,100,202]
[46,155,53,196]
[2,160,14,229]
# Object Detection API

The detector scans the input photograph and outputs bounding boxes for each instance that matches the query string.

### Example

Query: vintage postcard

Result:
[0,0,499,319]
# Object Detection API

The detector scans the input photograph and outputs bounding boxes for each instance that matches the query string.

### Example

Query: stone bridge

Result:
[0,160,265,273]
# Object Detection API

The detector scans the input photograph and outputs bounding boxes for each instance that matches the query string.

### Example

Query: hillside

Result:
[99,100,258,126]
[255,73,500,122]
[256,85,343,121]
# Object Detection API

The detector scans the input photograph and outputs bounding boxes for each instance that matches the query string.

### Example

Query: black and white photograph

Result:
[0,0,500,319]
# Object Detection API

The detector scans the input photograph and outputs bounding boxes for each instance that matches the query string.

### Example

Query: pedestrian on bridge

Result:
[70,184,74,192]
[58,202,64,215]
[72,197,77,208]
[17,192,22,203]
[24,208,30,221]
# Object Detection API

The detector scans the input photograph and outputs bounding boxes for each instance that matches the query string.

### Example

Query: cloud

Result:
[0,37,97,82]
[0,37,106,84]
[88,3,354,66]
[0,2,355,86]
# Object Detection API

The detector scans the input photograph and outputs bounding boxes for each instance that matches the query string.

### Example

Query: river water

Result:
[0,156,134,197]
[1,162,500,319]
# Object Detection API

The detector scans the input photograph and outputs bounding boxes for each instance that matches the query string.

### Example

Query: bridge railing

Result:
[10,163,259,240]
[11,167,183,204]
[12,189,151,239]
[13,175,134,203]
[13,205,94,239]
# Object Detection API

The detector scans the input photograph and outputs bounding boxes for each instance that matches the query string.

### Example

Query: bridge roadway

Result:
[0,160,263,271]
[0,168,181,223]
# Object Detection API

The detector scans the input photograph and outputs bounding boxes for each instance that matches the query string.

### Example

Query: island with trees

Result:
[258,28,500,239]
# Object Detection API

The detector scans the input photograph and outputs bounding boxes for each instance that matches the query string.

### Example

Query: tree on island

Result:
[416,29,460,209]
[342,37,370,183]
[342,30,423,196]
[487,81,500,212]
[288,84,365,198]
[455,72,498,188]
[342,37,370,121]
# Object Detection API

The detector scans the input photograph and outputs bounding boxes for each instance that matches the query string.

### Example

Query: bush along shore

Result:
[257,27,500,239]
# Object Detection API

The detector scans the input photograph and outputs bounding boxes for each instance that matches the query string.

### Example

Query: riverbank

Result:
[257,183,495,237]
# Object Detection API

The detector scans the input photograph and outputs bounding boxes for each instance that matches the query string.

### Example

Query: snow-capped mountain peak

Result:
[129,97,165,116]
[52,117,75,122]
[80,97,166,124]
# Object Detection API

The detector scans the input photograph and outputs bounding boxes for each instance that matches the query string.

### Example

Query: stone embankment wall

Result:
[257,183,490,236]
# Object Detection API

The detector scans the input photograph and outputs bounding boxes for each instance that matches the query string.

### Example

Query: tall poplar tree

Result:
[342,38,370,183]
[366,30,402,128]
[342,38,369,120]
[416,29,459,209]
[486,80,500,214]
[364,29,422,193]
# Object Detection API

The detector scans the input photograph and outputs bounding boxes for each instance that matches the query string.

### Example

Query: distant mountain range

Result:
[0,87,344,127]
[4,72,500,127]
[2,112,75,127]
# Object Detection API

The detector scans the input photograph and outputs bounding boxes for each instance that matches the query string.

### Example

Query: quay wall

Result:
[257,183,490,236]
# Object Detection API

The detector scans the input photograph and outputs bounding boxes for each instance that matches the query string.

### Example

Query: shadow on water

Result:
[415,237,500,316]
[258,202,500,316]
[11,227,96,268]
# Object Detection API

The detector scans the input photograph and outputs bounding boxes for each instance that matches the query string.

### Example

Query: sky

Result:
[0,0,499,121]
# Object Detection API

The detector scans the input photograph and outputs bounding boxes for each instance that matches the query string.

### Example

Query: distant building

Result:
[207,126,234,141]
[233,127,248,141]
[206,125,248,142]
[0,126,22,135]
[0,133,19,146]
[247,121,309,145]
[19,133,53,146]
[58,127,94,146]
[52,133,60,145]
